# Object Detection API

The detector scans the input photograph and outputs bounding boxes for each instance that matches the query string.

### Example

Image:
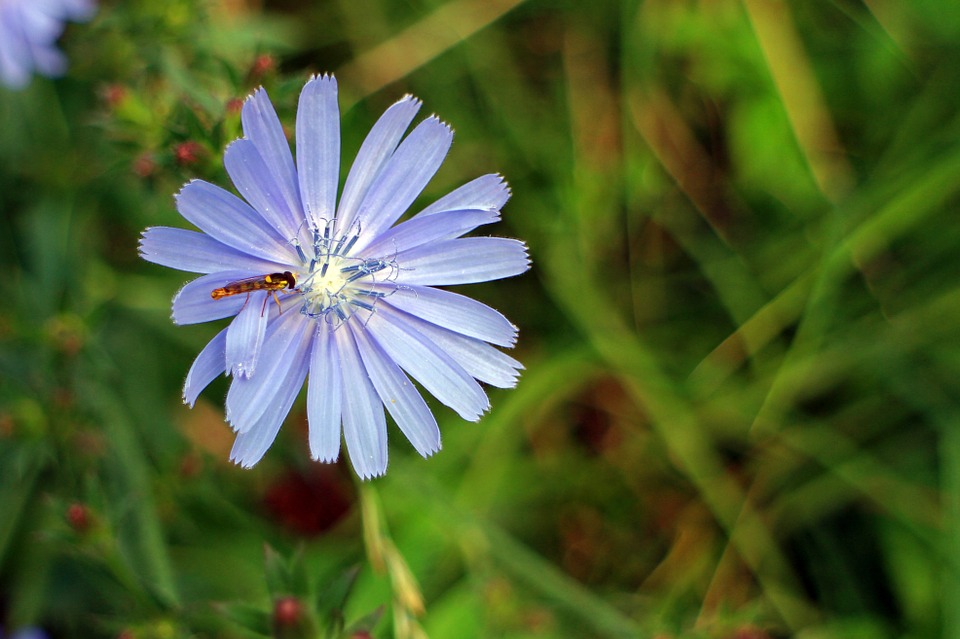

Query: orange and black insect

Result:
[211,271,297,313]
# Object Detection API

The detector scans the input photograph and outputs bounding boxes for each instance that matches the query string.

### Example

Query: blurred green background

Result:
[1,0,958,637]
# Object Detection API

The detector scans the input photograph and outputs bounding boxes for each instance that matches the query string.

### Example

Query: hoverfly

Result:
[211,271,297,314]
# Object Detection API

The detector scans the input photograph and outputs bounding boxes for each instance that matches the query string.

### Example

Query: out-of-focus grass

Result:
[1,0,959,637]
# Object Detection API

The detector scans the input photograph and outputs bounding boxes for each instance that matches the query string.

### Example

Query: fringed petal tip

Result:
[506,324,520,348]
[136,228,150,257]
[173,178,200,200]
[172,179,211,219]
[418,439,442,459]
[395,94,423,109]
[519,242,532,271]
[498,377,520,390]
[462,401,491,424]
[243,86,267,107]
[311,452,340,464]
[229,452,260,469]
[494,174,512,206]
[424,114,454,136]
[354,463,388,481]
[223,138,244,155]
[305,72,337,85]
[169,279,189,326]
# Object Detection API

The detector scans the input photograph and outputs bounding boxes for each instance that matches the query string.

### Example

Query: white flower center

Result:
[292,221,394,325]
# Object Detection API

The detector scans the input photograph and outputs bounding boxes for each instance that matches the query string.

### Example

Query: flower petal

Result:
[396,237,530,286]
[336,95,421,232]
[183,327,228,407]
[3,5,63,78]
[228,324,311,468]
[359,208,499,257]
[297,74,340,231]
[241,88,303,231]
[336,327,388,479]
[399,312,523,388]
[365,305,489,421]
[175,179,293,263]
[9,7,53,41]
[414,174,511,218]
[380,284,517,346]
[230,416,282,469]
[223,139,303,242]
[307,324,342,463]
[172,270,251,325]
[349,116,453,253]
[230,359,307,468]
[353,325,441,458]
[62,0,97,21]
[225,309,310,434]
[225,291,270,378]
[140,227,288,274]
[0,22,32,88]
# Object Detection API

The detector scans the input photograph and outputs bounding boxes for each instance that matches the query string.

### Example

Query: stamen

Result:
[294,241,308,263]
[350,299,375,312]
[294,225,397,328]
[341,232,360,257]
[345,270,369,283]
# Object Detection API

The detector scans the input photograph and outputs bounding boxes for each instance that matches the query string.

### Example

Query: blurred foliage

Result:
[1,0,959,637]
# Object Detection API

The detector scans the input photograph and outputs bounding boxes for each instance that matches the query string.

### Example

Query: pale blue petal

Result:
[241,88,304,232]
[224,139,302,242]
[414,174,511,218]
[336,95,421,232]
[17,3,61,38]
[0,0,94,87]
[172,271,251,325]
[0,20,31,88]
[230,331,310,468]
[307,324,342,462]
[229,326,311,468]
[139,227,288,274]
[61,0,96,20]
[359,208,499,257]
[296,74,340,231]
[396,237,530,286]
[225,292,269,378]
[225,310,310,434]
[354,326,440,458]
[14,10,61,74]
[399,313,523,388]
[365,306,489,421]
[30,43,66,77]
[183,327,227,407]
[349,116,453,253]
[175,180,292,262]
[379,284,517,346]
[336,327,388,479]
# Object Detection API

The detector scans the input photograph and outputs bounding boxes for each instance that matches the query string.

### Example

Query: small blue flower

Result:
[140,75,529,477]
[0,0,95,88]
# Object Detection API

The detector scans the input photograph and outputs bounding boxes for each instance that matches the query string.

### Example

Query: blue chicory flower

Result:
[0,0,95,88]
[140,75,529,478]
